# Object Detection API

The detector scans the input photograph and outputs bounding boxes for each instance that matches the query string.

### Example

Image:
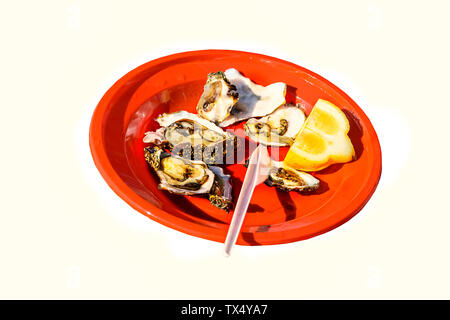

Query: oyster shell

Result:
[196,71,239,124]
[142,127,167,145]
[143,111,236,164]
[218,68,287,127]
[244,104,306,146]
[208,166,233,211]
[243,156,320,192]
[265,160,320,192]
[144,146,215,195]
[144,146,233,211]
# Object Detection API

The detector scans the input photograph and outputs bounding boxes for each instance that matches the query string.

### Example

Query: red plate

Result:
[89,50,382,245]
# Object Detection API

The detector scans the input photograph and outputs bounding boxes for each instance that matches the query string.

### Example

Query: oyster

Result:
[196,71,239,124]
[143,111,236,164]
[144,146,215,195]
[265,160,320,192]
[218,68,287,127]
[243,155,320,192]
[144,146,233,211]
[208,166,233,211]
[244,104,306,146]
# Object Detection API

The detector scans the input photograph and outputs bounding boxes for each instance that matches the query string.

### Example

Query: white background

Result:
[1,0,449,299]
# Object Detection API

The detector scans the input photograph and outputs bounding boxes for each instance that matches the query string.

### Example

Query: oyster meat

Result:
[243,156,320,192]
[143,111,236,164]
[196,71,239,124]
[265,160,320,192]
[144,145,233,211]
[208,166,233,211]
[244,104,306,146]
[144,145,215,195]
[218,68,287,127]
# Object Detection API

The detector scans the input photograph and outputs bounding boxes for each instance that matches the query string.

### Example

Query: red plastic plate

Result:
[89,50,382,245]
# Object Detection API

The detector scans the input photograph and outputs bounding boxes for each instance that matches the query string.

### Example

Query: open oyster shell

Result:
[208,166,233,212]
[143,111,236,164]
[244,157,319,192]
[265,160,320,192]
[244,104,306,146]
[144,146,233,211]
[218,68,287,127]
[144,146,215,195]
[196,71,239,124]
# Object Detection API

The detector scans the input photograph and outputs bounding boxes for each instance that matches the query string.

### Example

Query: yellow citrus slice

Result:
[284,99,355,171]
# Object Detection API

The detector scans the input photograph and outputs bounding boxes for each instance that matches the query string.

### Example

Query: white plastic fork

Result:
[224,144,271,256]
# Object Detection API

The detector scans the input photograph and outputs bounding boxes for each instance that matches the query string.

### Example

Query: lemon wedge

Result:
[283,99,355,171]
